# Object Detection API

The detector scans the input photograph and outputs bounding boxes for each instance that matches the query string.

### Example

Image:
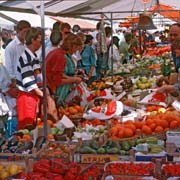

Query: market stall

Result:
[0,0,180,180]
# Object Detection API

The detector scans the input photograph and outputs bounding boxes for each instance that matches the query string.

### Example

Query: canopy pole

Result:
[40,0,48,139]
[110,12,114,82]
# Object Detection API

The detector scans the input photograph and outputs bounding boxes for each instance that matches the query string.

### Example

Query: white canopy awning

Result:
[0,0,179,21]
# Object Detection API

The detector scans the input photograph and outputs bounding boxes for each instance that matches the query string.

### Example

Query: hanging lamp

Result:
[137,0,157,30]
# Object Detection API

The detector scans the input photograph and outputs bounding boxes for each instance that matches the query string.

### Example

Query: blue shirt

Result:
[78,44,96,74]
[172,51,180,73]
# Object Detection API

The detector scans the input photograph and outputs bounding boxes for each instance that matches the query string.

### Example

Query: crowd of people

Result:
[0,19,180,132]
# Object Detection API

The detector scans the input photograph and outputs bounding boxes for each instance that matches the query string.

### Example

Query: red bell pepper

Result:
[45,172,60,179]
[33,162,50,173]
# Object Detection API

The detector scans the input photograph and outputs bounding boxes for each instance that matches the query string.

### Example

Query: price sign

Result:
[80,154,119,164]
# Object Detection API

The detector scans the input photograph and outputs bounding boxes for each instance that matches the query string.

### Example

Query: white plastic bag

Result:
[83,100,123,120]
[0,63,11,93]
[65,82,92,106]
[0,93,10,116]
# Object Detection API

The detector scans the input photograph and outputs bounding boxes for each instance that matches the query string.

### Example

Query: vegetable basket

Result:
[103,161,155,178]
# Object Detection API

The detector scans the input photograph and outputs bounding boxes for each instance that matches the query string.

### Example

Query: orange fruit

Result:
[160,120,169,129]
[134,121,143,129]
[155,119,169,128]
[154,126,164,133]
[68,107,78,114]
[170,120,179,129]
[48,134,54,140]
[142,125,152,135]
[146,119,155,126]
[124,124,136,134]
[74,105,81,111]
[149,123,156,131]
[123,128,134,138]
[118,128,124,138]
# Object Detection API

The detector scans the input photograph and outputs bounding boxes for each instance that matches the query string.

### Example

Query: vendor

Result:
[119,32,138,64]
[157,37,180,94]
[156,23,180,86]
[170,23,180,73]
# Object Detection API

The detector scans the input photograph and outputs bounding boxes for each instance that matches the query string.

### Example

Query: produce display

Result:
[104,161,155,176]
[162,163,180,177]
[0,163,24,179]
[1,48,180,180]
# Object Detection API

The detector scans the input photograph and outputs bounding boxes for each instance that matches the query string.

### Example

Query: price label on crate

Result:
[80,154,119,164]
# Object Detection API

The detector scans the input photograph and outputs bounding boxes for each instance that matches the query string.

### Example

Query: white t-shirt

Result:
[109,44,122,69]
[4,36,25,79]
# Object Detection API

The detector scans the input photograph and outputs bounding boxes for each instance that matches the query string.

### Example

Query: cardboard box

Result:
[166,142,180,162]
[135,152,166,161]
[166,131,180,147]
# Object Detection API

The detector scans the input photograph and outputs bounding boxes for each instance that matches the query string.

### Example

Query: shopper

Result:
[46,33,82,102]
[5,20,31,84]
[60,22,71,41]
[56,33,83,103]
[77,34,96,84]
[108,36,122,70]
[71,32,86,67]
[16,27,44,129]
[45,30,62,57]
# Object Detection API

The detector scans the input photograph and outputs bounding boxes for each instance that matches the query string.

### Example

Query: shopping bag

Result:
[16,91,39,130]
[65,82,92,106]
[0,92,10,116]
[5,116,18,139]
[0,63,11,93]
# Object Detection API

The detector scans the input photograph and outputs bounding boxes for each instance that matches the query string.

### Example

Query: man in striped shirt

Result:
[16,27,44,129]
[16,27,43,97]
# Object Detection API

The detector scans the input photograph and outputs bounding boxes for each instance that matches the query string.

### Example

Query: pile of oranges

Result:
[58,105,84,118]
[108,108,180,140]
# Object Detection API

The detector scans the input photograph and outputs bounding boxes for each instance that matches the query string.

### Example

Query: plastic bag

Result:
[0,92,10,116]
[65,82,92,106]
[0,63,11,93]
[83,100,124,120]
